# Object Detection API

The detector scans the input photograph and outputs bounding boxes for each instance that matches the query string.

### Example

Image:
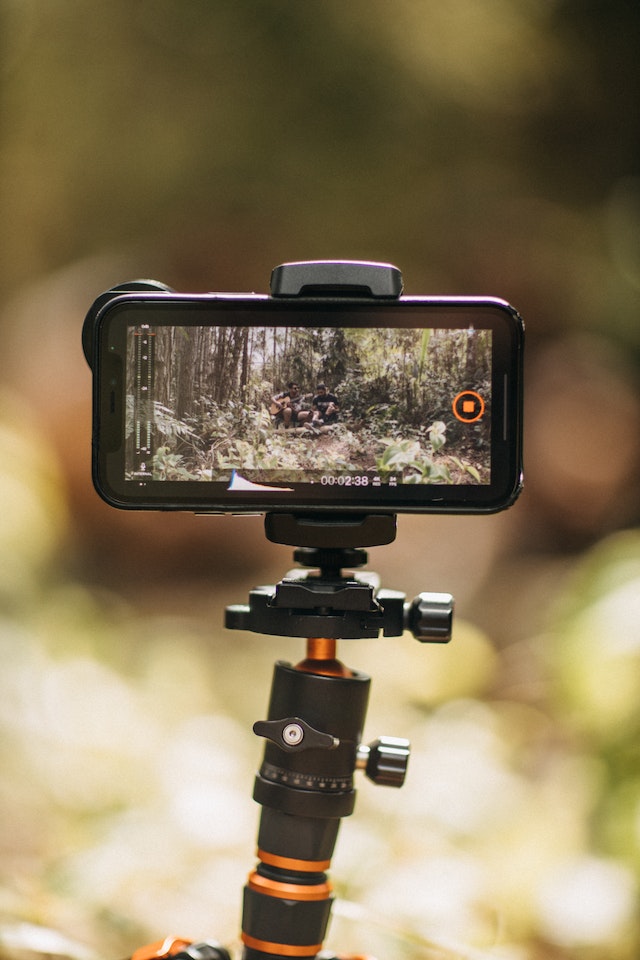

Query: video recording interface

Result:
[126,322,492,490]
[92,296,522,514]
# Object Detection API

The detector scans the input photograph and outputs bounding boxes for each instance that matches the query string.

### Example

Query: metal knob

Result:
[173,942,232,960]
[405,592,454,643]
[357,736,410,788]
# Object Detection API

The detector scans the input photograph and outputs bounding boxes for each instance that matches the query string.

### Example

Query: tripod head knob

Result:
[357,736,410,788]
[253,716,339,753]
[405,592,454,643]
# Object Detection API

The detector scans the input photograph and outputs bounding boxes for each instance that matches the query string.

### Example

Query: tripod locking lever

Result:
[253,716,339,752]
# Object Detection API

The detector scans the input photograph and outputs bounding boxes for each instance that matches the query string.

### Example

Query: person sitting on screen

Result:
[271,382,311,428]
[311,383,340,424]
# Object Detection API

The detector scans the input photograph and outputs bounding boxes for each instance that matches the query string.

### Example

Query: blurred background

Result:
[0,2,639,958]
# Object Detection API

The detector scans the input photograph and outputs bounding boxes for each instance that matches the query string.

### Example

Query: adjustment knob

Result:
[357,736,410,788]
[253,716,339,752]
[405,592,454,643]
[173,943,232,960]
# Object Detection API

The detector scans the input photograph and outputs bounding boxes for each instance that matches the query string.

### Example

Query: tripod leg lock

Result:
[242,866,334,957]
[131,939,231,960]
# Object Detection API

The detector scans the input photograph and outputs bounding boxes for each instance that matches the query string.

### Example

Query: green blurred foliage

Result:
[0,2,640,959]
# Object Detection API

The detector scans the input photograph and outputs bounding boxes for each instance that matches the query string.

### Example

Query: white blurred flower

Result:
[0,650,159,809]
[536,855,636,946]
[588,576,640,655]
[361,854,486,945]
[156,713,255,847]
[402,700,526,837]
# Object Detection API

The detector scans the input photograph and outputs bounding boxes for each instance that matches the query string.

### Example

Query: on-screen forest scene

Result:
[127,323,492,486]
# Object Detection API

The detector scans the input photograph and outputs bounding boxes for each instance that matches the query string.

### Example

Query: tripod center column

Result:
[241,657,371,959]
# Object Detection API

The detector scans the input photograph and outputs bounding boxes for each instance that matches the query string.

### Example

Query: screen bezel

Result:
[92,293,523,514]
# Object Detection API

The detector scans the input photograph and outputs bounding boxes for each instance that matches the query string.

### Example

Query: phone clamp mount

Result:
[97,263,455,960]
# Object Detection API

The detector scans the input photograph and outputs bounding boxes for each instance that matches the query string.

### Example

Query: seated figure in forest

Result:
[311,383,340,425]
[270,382,312,428]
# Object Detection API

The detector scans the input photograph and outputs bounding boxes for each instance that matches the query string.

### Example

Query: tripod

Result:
[131,512,453,960]
[80,260,505,958]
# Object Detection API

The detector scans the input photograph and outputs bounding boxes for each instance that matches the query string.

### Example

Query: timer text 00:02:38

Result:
[319,475,371,486]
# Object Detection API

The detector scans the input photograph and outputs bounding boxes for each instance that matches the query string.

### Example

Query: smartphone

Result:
[89,292,523,515]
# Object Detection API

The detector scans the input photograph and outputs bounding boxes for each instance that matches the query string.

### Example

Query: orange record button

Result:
[452,390,485,423]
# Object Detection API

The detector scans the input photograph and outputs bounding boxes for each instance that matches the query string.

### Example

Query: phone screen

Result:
[93,295,523,513]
